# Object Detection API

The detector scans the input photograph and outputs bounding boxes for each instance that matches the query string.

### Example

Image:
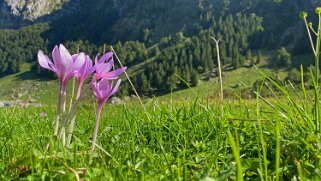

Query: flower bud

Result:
[299,11,307,19]
[316,7,321,15]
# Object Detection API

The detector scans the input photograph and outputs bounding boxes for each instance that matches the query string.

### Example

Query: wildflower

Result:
[38,44,74,86]
[40,112,47,117]
[38,44,74,136]
[94,53,127,80]
[66,52,126,147]
[65,54,94,146]
[91,78,121,151]
[73,53,95,97]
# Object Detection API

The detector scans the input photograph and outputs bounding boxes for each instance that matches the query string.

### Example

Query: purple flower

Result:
[73,53,95,84]
[38,44,74,85]
[38,44,75,136]
[92,78,121,106]
[94,52,127,80]
[91,78,122,151]
[72,53,95,98]
[40,112,47,117]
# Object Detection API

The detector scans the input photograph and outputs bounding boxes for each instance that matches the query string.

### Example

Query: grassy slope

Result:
[0,51,304,104]
[1,50,315,106]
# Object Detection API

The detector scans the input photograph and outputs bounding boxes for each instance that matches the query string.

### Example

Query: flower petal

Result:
[110,79,121,96]
[52,46,61,77]
[99,78,110,95]
[73,52,86,72]
[59,44,73,76]
[84,55,94,76]
[38,50,54,71]
[94,54,100,65]
[99,52,113,63]
[92,81,101,100]
[101,67,127,80]
[99,59,114,75]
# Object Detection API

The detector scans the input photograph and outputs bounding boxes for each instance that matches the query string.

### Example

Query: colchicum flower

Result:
[91,78,122,151]
[38,44,75,136]
[66,54,95,146]
[94,52,127,80]
[67,52,127,147]
[73,53,95,97]
[38,44,75,86]
[38,47,127,148]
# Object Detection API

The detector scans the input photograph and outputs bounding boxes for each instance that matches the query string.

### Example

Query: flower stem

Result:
[60,84,67,146]
[69,77,76,112]
[66,83,82,147]
[91,104,103,152]
[64,79,94,147]
[54,82,63,136]
[304,17,317,56]
[315,13,321,133]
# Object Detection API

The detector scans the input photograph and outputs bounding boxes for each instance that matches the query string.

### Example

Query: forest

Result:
[0,0,316,96]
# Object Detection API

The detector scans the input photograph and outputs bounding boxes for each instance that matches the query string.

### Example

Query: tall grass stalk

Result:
[256,86,268,181]
[111,46,151,121]
[275,118,280,181]
[227,130,243,181]
[211,37,224,118]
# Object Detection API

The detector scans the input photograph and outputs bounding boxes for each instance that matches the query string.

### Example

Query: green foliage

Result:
[287,68,301,83]
[0,23,49,75]
[256,51,262,64]
[276,47,291,67]
[1,94,321,179]
[190,70,200,87]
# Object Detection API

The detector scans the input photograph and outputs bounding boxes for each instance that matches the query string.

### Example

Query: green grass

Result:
[1,51,321,180]
[1,93,321,180]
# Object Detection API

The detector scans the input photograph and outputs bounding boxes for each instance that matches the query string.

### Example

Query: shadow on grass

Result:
[14,71,55,82]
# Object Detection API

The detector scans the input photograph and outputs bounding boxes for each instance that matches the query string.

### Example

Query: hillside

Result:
[0,51,312,105]
[0,0,320,102]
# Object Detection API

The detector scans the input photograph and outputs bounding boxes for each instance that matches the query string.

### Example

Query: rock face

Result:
[4,0,70,20]
[0,0,78,28]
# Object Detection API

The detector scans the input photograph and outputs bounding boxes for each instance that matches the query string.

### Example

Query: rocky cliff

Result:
[0,0,79,28]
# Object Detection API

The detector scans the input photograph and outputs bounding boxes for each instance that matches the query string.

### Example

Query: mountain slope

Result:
[0,0,80,28]
[0,0,320,99]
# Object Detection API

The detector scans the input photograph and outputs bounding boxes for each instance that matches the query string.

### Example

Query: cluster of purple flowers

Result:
[38,44,126,150]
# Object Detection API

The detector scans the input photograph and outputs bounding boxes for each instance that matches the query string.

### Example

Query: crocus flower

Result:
[91,78,122,151]
[38,44,74,86]
[38,44,74,136]
[67,52,126,147]
[94,52,127,80]
[66,54,95,147]
[73,53,95,97]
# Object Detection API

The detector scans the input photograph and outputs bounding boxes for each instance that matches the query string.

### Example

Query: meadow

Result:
[1,87,321,180]
[1,42,321,181]
[1,7,321,181]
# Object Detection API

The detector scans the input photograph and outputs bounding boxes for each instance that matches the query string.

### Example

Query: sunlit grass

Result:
[1,95,321,179]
